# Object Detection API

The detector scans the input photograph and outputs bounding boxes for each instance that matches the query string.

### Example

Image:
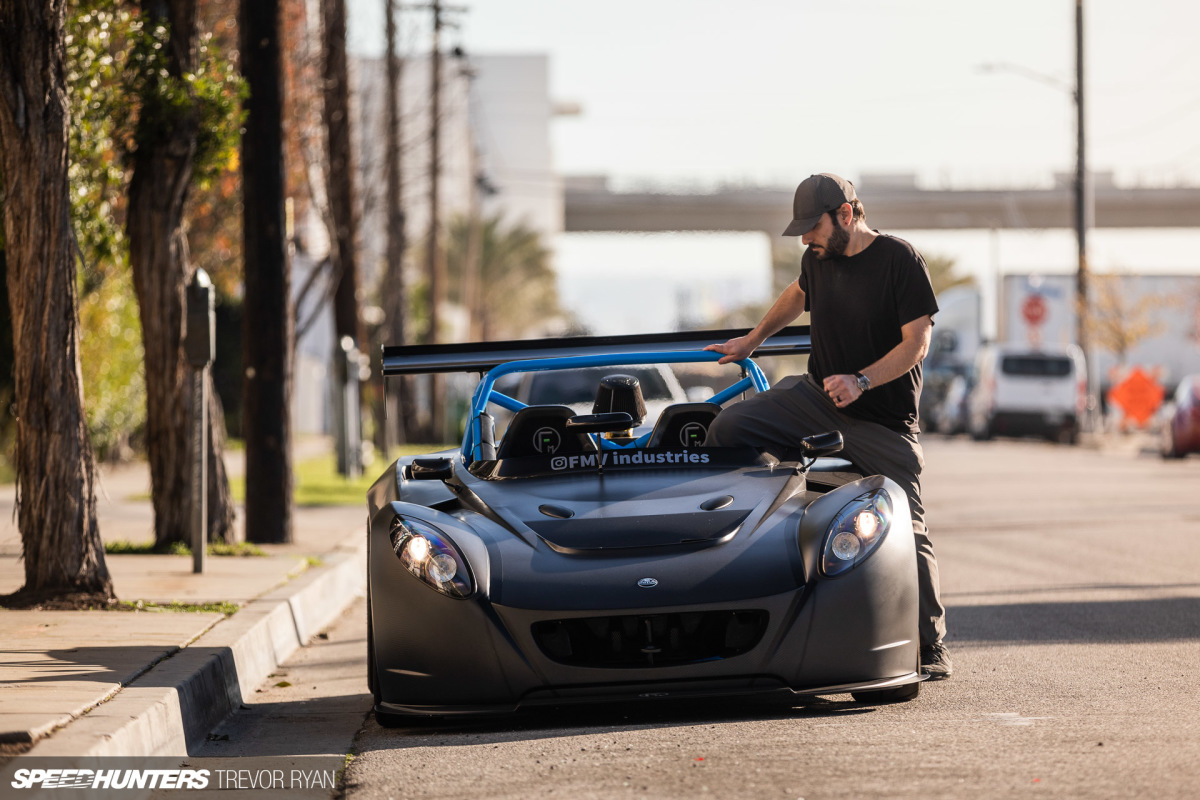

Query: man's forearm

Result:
[860,319,932,387]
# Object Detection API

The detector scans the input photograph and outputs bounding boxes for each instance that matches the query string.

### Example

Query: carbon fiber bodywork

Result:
[366,455,921,718]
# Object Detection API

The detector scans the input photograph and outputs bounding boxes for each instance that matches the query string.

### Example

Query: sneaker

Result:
[920,642,953,680]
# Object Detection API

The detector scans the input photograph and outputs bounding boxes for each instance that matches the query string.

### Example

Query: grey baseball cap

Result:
[782,173,857,236]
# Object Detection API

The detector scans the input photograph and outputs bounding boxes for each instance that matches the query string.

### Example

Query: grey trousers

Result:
[706,373,947,647]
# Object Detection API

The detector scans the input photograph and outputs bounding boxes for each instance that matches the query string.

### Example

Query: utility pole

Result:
[1074,0,1092,426]
[402,0,465,441]
[240,0,294,543]
[381,0,414,451]
[323,0,363,476]
[427,0,445,440]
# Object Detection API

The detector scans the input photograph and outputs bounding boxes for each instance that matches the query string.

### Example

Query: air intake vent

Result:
[532,610,768,668]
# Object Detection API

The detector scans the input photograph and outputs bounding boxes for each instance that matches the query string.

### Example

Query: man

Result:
[704,172,952,679]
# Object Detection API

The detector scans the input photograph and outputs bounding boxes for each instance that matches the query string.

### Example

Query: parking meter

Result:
[185,269,215,368]
[185,268,214,573]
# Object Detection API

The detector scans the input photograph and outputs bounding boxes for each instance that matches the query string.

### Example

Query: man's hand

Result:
[703,335,759,365]
[823,374,863,409]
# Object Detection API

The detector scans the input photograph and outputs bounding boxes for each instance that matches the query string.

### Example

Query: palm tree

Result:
[445,214,563,341]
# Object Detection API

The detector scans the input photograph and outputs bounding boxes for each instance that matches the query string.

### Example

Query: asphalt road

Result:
[204,436,1200,799]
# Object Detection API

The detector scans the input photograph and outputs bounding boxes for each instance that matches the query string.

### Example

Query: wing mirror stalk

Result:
[800,431,844,459]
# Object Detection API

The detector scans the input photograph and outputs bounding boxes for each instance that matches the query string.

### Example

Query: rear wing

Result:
[381,326,812,376]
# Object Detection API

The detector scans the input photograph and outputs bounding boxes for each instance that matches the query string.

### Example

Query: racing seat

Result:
[496,405,598,460]
[646,402,721,449]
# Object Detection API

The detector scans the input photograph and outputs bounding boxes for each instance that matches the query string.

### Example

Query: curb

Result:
[24,539,366,759]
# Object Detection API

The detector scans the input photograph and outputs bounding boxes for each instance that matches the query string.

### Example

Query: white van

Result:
[967,343,1087,444]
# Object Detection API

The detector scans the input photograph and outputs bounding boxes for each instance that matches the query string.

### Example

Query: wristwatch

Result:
[854,371,871,392]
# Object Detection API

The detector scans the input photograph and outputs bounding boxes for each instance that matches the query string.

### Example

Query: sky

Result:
[346,0,1200,336]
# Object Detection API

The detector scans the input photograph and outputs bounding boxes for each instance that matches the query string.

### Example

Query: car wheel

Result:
[375,708,409,728]
[367,587,377,700]
[851,680,920,704]
[971,419,993,442]
[1161,428,1184,459]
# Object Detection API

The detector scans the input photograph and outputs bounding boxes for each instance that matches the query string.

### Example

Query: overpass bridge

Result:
[563,176,1200,234]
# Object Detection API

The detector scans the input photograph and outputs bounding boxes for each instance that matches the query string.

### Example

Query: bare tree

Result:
[1088,273,1180,365]
[322,0,363,475]
[240,0,293,543]
[126,0,236,549]
[0,0,113,604]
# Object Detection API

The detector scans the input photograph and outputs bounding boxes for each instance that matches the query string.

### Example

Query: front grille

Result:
[531,610,768,668]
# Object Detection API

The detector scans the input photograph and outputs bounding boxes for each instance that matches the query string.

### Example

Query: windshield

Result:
[525,366,673,405]
[1001,355,1073,378]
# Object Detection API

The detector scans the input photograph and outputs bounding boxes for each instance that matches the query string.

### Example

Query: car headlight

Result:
[820,489,893,577]
[389,516,474,598]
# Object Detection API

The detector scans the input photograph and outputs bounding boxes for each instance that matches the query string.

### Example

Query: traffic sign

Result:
[1021,294,1048,327]
[1106,366,1164,428]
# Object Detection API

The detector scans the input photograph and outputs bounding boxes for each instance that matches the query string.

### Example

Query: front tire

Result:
[1161,428,1184,459]
[375,707,409,728]
[970,417,993,442]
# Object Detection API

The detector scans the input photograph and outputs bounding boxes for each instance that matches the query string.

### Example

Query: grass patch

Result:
[230,444,456,507]
[117,599,240,615]
[208,542,267,557]
[105,540,267,557]
[105,540,191,556]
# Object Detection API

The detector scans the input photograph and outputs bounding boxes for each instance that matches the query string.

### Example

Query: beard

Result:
[812,215,850,260]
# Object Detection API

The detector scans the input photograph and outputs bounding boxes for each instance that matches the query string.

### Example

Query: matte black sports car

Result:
[367,328,923,724]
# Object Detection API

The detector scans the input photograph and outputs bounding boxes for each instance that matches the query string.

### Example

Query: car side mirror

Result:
[407,457,454,480]
[800,431,844,458]
[565,412,634,434]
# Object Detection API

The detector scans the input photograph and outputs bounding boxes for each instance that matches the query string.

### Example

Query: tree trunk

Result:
[240,0,294,543]
[127,0,236,549]
[0,0,113,603]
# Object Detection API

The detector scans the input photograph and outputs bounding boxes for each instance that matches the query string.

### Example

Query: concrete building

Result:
[352,52,563,294]
[290,52,564,435]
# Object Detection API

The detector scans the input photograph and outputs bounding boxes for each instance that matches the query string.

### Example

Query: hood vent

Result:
[538,503,575,519]
[699,495,734,511]
[527,508,750,553]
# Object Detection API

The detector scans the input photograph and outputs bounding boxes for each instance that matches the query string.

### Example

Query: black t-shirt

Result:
[797,233,938,434]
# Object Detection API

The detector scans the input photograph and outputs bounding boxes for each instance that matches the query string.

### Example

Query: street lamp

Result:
[978,1,1091,429]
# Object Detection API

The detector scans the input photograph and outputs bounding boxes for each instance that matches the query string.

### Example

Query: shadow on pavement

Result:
[948,595,1200,644]
[1,646,183,687]
[196,693,373,758]
[358,694,880,749]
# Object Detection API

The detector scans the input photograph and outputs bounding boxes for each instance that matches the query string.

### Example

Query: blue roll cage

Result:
[463,350,769,464]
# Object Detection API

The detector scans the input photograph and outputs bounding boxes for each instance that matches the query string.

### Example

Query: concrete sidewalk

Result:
[0,448,370,760]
